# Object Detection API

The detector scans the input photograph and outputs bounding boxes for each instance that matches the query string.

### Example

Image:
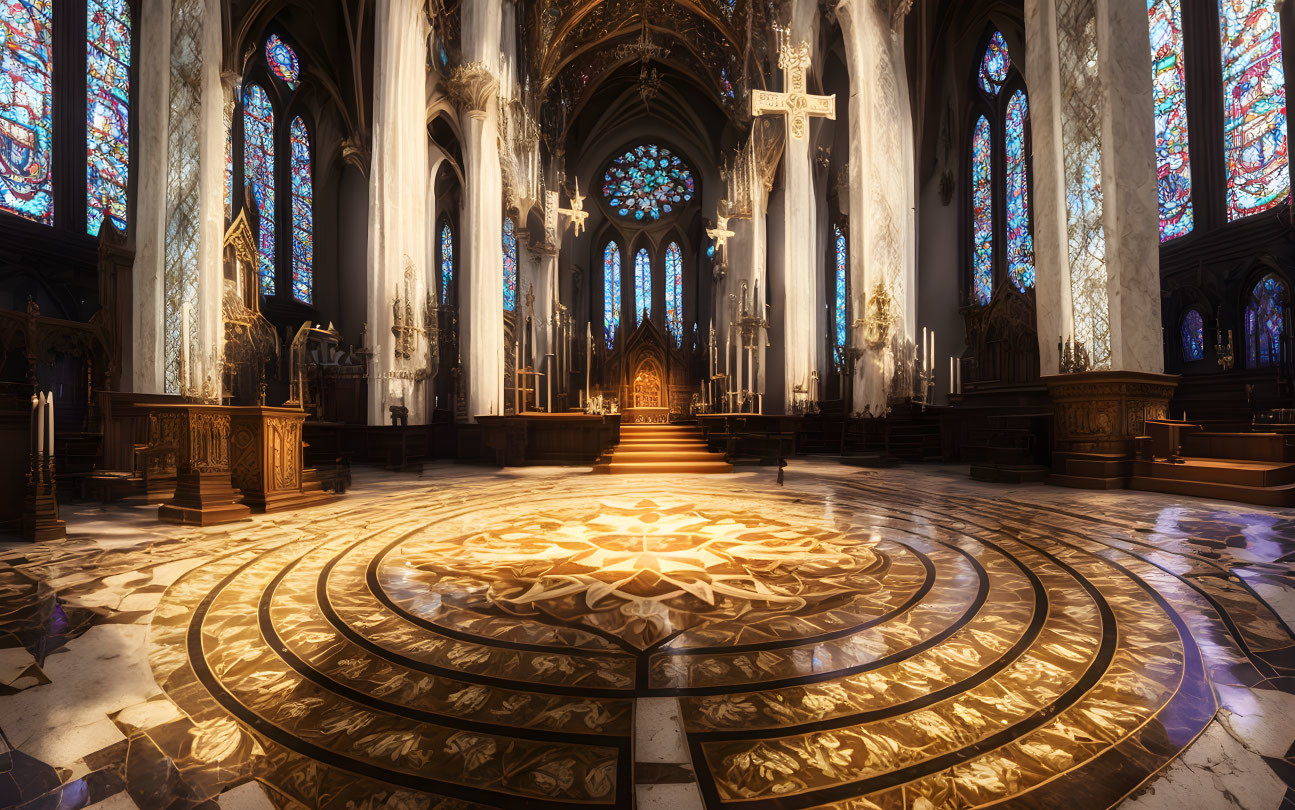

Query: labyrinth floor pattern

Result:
[1,465,1292,809]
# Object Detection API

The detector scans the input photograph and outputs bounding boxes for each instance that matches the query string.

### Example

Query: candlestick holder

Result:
[22,453,65,542]
[1215,331,1235,372]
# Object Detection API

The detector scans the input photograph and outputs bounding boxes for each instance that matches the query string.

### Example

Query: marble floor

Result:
[0,461,1292,810]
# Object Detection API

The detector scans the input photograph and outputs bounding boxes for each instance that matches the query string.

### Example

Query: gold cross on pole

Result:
[750,39,835,140]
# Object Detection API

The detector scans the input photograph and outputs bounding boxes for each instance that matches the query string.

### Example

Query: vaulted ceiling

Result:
[521,0,779,143]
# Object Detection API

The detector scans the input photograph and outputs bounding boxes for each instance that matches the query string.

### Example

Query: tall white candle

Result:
[922,328,927,371]
[46,391,54,457]
[35,393,44,458]
[950,357,955,395]
[586,322,592,401]
[180,302,191,392]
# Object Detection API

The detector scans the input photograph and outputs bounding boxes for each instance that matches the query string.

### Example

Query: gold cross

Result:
[548,179,589,238]
[750,40,835,140]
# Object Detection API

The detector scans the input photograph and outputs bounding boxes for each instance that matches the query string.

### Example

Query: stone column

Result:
[451,64,504,419]
[776,87,819,410]
[130,0,171,393]
[1026,0,1163,373]
[365,0,430,424]
[837,0,917,418]
[1028,0,1171,487]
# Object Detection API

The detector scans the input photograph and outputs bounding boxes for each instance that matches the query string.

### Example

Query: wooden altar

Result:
[230,406,337,512]
[603,318,689,424]
[153,404,251,526]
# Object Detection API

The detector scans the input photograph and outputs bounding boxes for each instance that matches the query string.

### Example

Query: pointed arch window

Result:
[1245,274,1288,368]
[664,242,683,344]
[833,224,848,365]
[502,217,518,312]
[265,34,299,89]
[634,247,651,322]
[967,30,1033,306]
[288,116,311,303]
[1181,308,1205,361]
[242,83,276,294]
[603,241,621,349]
[0,1,53,224]
[439,219,454,305]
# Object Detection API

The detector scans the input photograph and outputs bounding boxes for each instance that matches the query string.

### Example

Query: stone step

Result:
[608,450,724,463]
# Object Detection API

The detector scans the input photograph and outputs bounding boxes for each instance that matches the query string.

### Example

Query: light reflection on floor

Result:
[1,463,1292,809]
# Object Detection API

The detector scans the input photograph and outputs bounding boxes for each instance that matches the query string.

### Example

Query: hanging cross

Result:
[706,213,736,257]
[750,39,835,140]
[548,179,589,239]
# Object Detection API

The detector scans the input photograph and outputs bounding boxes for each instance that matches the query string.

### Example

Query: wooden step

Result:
[593,460,734,474]
[608,450,724,463]
[1133,457,1295,488]
[1130,475,1295,507]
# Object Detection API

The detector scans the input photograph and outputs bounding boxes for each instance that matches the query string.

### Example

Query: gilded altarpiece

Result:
[228,407,328,513]
[155,405,251,526]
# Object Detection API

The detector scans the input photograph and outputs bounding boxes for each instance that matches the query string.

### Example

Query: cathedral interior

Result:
[0,0,1294,808]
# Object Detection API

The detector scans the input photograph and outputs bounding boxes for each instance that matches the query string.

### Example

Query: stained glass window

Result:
[664,242,683,344]
[603,242,621,349]
[266,34,299,89]
[439,221,453,305]
[979,31,1010,95]
[86,0,130,236]
[1245,274,1287,367]
[1181,309,1205,361]
[0,0,53,225]
[1149,0,1193,240]
[1220,0,1289,221]
[502,217,517,311]
[971,116,994,306]
[834,225,847,365]
[1005,91,1035,291]
[289,116,311,303]
[602,144,695,222]
[634,248,651,321]
[242,83,275,294]
[224,110,232,220]
[163,0,202,393]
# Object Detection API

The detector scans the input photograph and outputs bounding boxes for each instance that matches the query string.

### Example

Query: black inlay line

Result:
[644,538,993,697]
[319,538,634,699]
[185,547,629,810]
[363,503,640,658]
[262,547,632,747]
[655,540,938,658]
[871,481,1293,681]
[687,531,1120,810]
[686,533,1052,741]
[988,496,1295,654]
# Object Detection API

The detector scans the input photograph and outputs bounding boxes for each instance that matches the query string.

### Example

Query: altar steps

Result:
[1130,430,1295,506]
[594,425,733,474]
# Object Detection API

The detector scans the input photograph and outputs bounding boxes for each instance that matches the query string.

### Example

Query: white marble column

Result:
[1027,0,1162,373]
[452,77,503,420]
[777,87,819,409]
[194,0,226,400]
[837,0,917,416]
[129,0,170,393]
[365,0,430,424]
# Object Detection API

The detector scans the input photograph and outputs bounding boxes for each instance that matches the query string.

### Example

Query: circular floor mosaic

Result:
[146,472,1292,809]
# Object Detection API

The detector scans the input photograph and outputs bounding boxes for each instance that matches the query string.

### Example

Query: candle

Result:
[34,393,43,459]
[585,322,592,400]
[950,357,955,395]
[956,358,962,394]
[922,328,927,372]
[180,302,191,392]
[46,391,53,458]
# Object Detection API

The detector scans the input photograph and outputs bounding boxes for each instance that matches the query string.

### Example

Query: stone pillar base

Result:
[1043,371,1178,489]
[159,470,251,526]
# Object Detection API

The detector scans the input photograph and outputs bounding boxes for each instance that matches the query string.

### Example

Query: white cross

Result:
[750,39,835,140]
[706,212,736,258]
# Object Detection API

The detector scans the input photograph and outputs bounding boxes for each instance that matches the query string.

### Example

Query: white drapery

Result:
[366,0,431,424]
